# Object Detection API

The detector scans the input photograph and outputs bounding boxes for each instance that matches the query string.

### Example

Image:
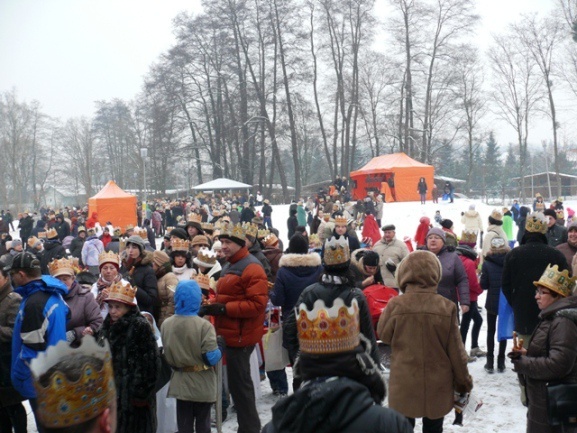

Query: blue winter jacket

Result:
[11,276,68,398]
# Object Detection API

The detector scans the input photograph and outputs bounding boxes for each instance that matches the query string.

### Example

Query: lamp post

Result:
[140,148,148,224]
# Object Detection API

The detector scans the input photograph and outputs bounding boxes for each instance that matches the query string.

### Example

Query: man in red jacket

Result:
[200,223,268,433]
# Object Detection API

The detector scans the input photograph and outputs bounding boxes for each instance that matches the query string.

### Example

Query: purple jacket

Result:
[431,247,470,307]
[65,281,103,342]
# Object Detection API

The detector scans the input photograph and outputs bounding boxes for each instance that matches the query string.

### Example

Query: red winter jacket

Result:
[361,214,381,247]
[414,217,431,247]
[215,247,268,347]
[458,255,482,302]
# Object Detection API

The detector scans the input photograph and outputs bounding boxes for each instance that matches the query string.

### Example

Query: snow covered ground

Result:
[22,196,577,432]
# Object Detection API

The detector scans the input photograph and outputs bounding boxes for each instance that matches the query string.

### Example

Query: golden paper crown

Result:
[257,229,270,239]
[194,273,211,290]
[556,210,565,219]
[105,281,137,306]
[323,236,350,266]
[133,227,148,239]
[48,258,75,277]
[201,222,214,232]
[188,213,202,224]
[263,233,279,247]
[220,222,246,241]
[46,228,58,239]
[171,238,191,252]
[98,251,120,267]
[460,230,478,244]
[297,298,360,355]
[194,248,217,267]
[243,222,258,238]
[30,336,116,428]
[125,224,134,232]
[166,226,175,234]
[113,227,122,236]
[534,264,577,297]
[334,216,348,226]
[525,212,547,234]
[308,233,321,247]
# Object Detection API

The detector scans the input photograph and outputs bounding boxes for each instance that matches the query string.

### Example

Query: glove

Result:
[199,303,226,317]
[66,330,76,343]
[385,258,397,274]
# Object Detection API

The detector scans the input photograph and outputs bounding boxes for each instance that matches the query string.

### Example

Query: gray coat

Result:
[430,247,470,307]
[65,281,103,342]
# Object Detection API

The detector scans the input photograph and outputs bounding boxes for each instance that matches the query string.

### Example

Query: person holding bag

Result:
[509,264,577,433]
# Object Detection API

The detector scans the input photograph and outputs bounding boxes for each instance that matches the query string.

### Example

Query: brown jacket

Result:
[512,296,577,433]
[157,271,179,326]
[377,250,473,420]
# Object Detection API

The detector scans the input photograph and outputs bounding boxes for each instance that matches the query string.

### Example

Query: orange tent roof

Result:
[90,181,135,199]
[350,152,432,176]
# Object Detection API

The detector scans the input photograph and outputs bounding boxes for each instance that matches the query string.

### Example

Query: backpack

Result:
[363,284,399,331]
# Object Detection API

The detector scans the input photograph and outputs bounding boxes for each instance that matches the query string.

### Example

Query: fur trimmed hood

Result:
[350,248,370,276]
[279,253,321,268]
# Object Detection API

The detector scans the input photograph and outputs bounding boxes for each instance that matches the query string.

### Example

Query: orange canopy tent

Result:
[350,153,434,202]
[88,181,137,228]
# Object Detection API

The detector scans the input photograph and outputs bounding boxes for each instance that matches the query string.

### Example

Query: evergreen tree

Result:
[484,132,502,194]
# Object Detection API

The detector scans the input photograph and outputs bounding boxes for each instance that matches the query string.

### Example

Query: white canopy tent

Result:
[191,177,253,191]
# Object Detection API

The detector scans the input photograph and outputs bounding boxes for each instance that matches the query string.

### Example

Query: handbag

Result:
[547,382,577,426]
[263,326,290,371]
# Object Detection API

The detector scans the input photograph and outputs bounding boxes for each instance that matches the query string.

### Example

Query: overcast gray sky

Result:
[0,0,567,148]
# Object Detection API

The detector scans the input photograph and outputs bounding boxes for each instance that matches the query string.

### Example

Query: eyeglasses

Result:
[535,289,552,296]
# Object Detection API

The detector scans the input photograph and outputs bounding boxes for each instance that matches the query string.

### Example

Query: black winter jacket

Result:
[480,253,506,315]
[546,223,568,248]
[40,240,67,275]
[122,252,158,319]
[502,236,569,335]
[69,236,85,262]
[261,377,412,433]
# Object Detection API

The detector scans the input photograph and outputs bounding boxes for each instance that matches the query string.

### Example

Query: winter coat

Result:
[481,224,507,259]
[458,254,481,302]
[372,237,410,288]
[414,216,430,248]
[375,200,384,220]
[261,377,413,433]
[0,281,24,406]
[30,220,46,239]
[123,252,158,318]
[502,236,569,335]
[86,212,98,229]
[417,180,428,194]
[54,219,71,241]
[19,216,33,241]
[40,240,67,275]
[11,276,68,398]
[287,215,298,241]
[556,242,577,268]
[350,248,385,288]
[100,232,112,248]
[377,251,473,420]
[426,246,470,307]
[157,271,179,326]
[161,283,220,403]
[361,214,381,246]
[97,308,158,433]
[240,207,255,223]
[270,253,322,317]
[480,252,507,315]
[297,205,307,226]
[546,223,568,248]
[502,213,514,241]
[248,241,272,281]
[283,278,381,365]
[106,238,121,254]
[64,281,103,343]
[69,236,85,262]
[511,296,577,433]
[461,210,483,233]
[214,247,268,348]
[82,236,105,267]
[262,246,282,283]
[262,204,273,217]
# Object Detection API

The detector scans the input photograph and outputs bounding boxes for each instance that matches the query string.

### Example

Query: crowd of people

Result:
[1,187,577,433]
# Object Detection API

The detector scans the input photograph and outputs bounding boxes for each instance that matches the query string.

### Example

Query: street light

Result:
[140,148,148,225]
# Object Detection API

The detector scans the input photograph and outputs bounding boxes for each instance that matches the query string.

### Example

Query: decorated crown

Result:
[242,222,258,238]
[297,298,360,355]
[133,227,148,239]
[460,230,478,244]
[194,273,212,290]
[188,213,202,224]
[98,251,120,267]
[113,227,122,236]
[194,248,217,267]
[257,229,270,239]
[534,264,577,297]
[201,222,214,232]
[46,228,58,239]
[308,233,321,247]
[48,258,75,278]
[171,238,191,252]
[166,226,175,234]
[525,212,547,234]
[323,236,350,266]
[220,222,246,240]
[556,210,565,219]
[263,233,279,247]
[334,216,348,226]
[125,224,134,232]
[30,336,116,428]
[105,281,137,306]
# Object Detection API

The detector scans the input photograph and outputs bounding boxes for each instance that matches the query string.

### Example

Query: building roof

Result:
[511,172,577,180]
[191,178,253,191]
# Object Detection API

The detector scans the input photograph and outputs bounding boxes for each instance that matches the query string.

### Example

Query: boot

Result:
[497,356,506,373]
[484,356,494,374]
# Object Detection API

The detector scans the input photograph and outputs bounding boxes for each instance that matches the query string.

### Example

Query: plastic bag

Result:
[263,327,290,371]
[497,289,514,342]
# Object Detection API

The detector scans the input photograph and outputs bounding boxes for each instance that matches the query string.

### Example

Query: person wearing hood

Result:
[121,235,158,319]
[502,207,515,249]
[480,237,511,373]
[81,228,105,276]
[361,211,381,247]
[86,211,98,229]
[48,257,102,346]
[378,251,473,431]
[8,252,68,430]
[424,227,470,315]
[39,228,67,275]
[152,250,179,326]
[509,265,577,433]
[54,214,70,241]
[30,218,46,238]
[481,209,508,260]
[161,280,222,433]
[414,216,431,249]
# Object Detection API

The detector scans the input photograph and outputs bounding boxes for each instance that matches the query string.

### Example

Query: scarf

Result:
[96,273,122,307]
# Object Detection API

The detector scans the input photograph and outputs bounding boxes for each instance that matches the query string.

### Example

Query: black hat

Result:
[543,209,557,220]
[169,228,188,240]
[381,224,396,231]
[363,250,380,267]
[5,252,41,271]
[288,234,309,254]
[440,219,453,229]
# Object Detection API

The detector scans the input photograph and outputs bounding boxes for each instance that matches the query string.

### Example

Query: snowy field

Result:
[21,196,577,432]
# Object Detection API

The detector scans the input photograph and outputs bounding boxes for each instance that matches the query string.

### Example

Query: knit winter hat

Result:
[469,204,476,211]
[426,227,446,243]
[126,235,145,253]
[488,209,503,226]
[152,250,171,268]
[363,250,380,267]
[211,240,222,252]
[543,209,557,220]
[288,233,309,254]
[191,235,210,248]
[169,227,188,241]
[440,219,453,230]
